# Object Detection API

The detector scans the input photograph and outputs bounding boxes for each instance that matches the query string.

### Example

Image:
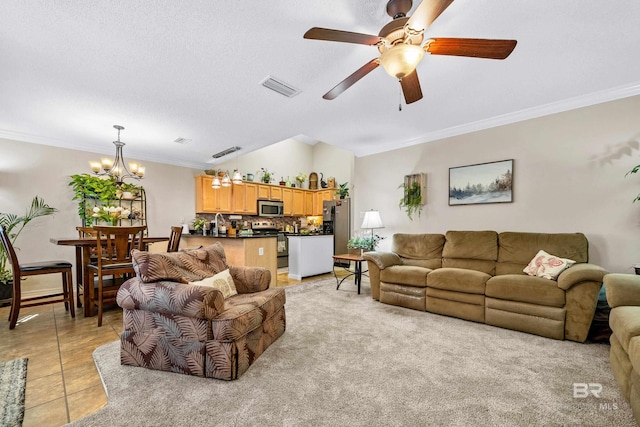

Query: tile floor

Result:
[0,270,345,426]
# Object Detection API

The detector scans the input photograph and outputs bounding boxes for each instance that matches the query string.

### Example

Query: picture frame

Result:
[449,159,513,206]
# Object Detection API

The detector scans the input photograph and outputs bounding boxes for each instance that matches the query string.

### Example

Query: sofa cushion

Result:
[210,287,286,341]
[523,250,576,280]
[427,268,490,295]
[442,231,498,275]
[392,233,445,270]
[610,306,640,353]
[496,232,588,276]
[189,269,238,299]
[380,265,429,287]
[133,243,229,283]
[486,274,566,308]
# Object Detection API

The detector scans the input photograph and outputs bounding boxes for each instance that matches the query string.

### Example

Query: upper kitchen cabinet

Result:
[292,189,305,216]
[313,190,334,215]
[257,184,282,201]
[282,187,293,215]
[304,191,314,216]
[233,182,258,214]
[195,175,232,213]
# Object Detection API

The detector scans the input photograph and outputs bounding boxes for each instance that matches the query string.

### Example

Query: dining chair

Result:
[167,226,182,252]
[1,225,75,329]
[75,226,101,308]
[87,225,145,326]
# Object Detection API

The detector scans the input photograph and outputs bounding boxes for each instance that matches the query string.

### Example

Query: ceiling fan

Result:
[303,0,517,104]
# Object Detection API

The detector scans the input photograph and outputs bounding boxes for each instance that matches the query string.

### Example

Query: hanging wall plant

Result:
[398,173,426,220]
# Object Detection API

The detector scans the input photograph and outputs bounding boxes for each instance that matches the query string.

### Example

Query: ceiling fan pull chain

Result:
[398,82,402,111]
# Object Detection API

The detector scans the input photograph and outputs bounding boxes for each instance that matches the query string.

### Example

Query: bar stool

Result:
[1,225,75,329]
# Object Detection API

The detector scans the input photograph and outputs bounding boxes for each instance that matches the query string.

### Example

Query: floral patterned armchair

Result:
[116,243,286,380]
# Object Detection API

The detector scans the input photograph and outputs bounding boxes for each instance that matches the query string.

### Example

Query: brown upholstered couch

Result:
[364,231,607,342]
[606,273,640,420]
[116,243,286,380]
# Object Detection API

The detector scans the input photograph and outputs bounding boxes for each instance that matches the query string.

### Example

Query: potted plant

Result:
[347,233,383,256]
[399,181,423,220]
[296,172,307,189]
[336,182,349,199]
[0,196,58,299]
[119,182,142,199]
[257,168,273,184]
[69,174,118,226]
[192,218,207,235]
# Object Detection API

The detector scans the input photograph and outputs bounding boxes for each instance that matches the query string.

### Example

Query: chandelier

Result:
[89,125,144,185]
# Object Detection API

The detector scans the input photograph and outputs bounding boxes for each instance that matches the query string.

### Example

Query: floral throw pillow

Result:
[523,250,576,280]
[189,269,238,299]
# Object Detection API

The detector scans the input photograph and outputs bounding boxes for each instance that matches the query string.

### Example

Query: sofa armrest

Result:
[557,263,607,291]
[363,251,402,270]
[116,277,226,320]
[604,273,640,308]
[229,265,271,293]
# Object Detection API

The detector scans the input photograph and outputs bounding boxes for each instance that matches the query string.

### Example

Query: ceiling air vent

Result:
[259,76,301,98]
[173,137,191,145]
[212,146,241,159]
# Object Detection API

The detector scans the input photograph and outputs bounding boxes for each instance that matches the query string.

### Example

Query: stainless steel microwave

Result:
[257,199,284,217]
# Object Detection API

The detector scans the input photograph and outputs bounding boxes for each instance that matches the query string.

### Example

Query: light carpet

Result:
[70,278,634,426]
[0,357,27,427]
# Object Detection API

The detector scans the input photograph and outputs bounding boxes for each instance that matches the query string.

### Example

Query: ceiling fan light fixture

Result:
[379,43,424,79]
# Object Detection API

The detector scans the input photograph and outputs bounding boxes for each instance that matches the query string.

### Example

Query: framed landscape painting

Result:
[449,159,513,206]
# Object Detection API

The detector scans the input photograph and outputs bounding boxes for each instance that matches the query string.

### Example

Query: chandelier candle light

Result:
[90,125,144,185]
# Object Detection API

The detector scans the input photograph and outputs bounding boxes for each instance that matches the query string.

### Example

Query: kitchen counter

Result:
[288,234,333,280]
[182,234,277,287]
[183,233,277,239]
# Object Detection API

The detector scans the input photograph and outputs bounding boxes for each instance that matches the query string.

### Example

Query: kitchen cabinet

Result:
[257,184,270,200]
[196,176,337,217]
[270,186,283,201]
[292,189,305,216]
[282,188,293,215]
[232,182,258,214]
[304,191,314,216]
[314,190,334,215]
[196,175,232,213]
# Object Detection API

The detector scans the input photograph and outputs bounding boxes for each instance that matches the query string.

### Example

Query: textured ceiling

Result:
[1,0,639,169]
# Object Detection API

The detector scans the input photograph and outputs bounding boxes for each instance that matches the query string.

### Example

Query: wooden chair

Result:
[167,226,182,252]
[75,226,100,308]
[1,225,75,329]
[87,225,145,326]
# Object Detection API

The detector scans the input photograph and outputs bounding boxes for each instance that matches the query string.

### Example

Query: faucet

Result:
[213,213,225,237]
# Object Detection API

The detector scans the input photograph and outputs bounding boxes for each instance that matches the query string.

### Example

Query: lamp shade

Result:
[379,43,424,79]
[211,176,221,189]
[361,210,384,229]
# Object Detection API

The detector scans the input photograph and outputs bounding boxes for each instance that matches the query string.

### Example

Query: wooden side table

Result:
[332,253,368,294]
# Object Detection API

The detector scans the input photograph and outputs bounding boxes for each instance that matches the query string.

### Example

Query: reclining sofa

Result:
[116,243,286,380]
[364,231,607,342]
[605,273,640,421]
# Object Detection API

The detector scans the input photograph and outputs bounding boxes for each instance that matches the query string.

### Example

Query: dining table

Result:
[50,235,169,317]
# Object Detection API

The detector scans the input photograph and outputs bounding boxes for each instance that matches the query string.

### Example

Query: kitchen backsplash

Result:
[193,214,322,232]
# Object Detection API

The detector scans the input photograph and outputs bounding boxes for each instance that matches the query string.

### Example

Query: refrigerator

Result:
[322,199,351,256]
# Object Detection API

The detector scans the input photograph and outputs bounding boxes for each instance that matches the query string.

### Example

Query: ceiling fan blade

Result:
[400,70,423,104]
[425,38,517,59]
[304,27,382,46]
[323,59,380,100]
[406,0,455,33]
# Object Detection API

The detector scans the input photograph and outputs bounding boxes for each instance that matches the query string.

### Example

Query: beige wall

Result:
[0,138,200,290]
[353,95,640,274]
[214,138,354,188]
